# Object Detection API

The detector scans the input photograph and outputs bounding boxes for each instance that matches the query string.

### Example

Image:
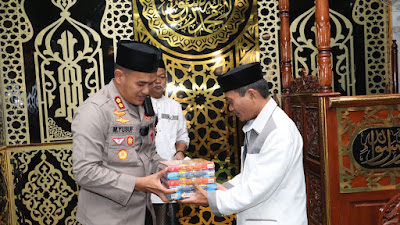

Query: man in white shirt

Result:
[150,57,190,225]
[180,62,308,225]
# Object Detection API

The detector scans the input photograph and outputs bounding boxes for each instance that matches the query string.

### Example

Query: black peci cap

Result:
[158,56,166,69]
[116,40,161,73]
[217,62,264,92]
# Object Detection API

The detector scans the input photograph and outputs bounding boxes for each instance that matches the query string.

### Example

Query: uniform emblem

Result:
[116,117,130,124]
[113,138,125,145]
[145,115,152,120]
[150,131,154,141]
[115,96,125,109]
[114,108,130,124]
[113,109,126,117]
[127,136,134,146]
[118,149,128,160]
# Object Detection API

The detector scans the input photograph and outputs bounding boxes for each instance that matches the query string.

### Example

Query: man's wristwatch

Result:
[174,150,185,157]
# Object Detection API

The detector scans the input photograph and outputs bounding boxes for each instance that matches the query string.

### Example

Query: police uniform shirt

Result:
[72,79,163,225]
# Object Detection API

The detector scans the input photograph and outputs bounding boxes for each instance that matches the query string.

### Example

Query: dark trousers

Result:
[153,203,180,225]
[145,207,154,225]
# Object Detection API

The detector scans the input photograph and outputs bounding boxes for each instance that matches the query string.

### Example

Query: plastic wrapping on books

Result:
[168,189,216,200]
[158,158,215,172]
[167,170,215,180]
[174,183,217,192]
[162,177,216,187]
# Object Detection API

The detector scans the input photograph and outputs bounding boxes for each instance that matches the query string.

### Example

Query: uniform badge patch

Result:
[113,109,126,117]
[145,115,152,120]
[116,117,130,124]
[118,149,128,160]
[113,138,125,145]
[127,136,134,146]
[115,96,125,109]
[150,131,154,141]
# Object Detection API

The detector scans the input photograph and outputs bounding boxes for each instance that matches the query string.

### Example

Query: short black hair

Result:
[234,78,270,99]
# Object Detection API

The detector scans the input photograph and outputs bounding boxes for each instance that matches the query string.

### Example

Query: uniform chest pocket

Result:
[107,133,139,165]
[107,147,139,165]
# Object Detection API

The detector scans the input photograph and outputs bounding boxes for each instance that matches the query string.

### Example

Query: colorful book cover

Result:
[168,189,216,200]
[159,158,215,172]
[164,177,216,187]
[166,170,215,180]
[174,183,217,192]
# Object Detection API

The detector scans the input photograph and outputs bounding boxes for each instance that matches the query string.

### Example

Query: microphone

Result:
[143,95,155,117]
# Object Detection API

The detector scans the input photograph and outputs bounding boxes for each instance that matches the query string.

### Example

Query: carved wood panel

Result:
[305,107,320,160]
[308,170,323,225]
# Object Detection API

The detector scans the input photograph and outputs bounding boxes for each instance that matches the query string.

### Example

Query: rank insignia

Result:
[118,149,128,160]
[115,96,125,109]
[113,138,125,145]
[113,109,126,117]
[127,136,134,146]
[116,117,130,124]
[145,115,152,120]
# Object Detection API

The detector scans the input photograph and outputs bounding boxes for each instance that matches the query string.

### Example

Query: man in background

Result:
[150,57,190,225]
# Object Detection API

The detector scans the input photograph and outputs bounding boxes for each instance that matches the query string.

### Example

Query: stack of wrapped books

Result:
[159,158,217,200]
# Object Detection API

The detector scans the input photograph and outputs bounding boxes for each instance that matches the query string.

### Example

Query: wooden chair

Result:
[379,193,400,225]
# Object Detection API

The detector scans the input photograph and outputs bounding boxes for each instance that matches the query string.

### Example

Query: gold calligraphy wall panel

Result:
[338,104,400,193]
[0,0,33,145]
[289,0,391,96]
[353,0,391,94]
[100,0,135,57]
[290,6,356,96]
[132,0,259,223]
[0,148,10,224]
[0,92,3,145]
[257,0,281,100]
[34,0,105,142]
[2,143,78,225]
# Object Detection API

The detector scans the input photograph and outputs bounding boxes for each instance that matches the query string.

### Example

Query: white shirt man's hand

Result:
[178,182,209,206]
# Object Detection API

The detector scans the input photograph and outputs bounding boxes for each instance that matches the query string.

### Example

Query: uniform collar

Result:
[242,98,277,135]
[151,95,166,103]
[151,96,167,116]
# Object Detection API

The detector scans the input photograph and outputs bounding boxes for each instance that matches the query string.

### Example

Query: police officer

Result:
[72,40,175,225]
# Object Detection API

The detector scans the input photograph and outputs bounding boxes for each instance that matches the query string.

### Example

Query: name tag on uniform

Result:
[161,114,178,120]
[112,126,133,133]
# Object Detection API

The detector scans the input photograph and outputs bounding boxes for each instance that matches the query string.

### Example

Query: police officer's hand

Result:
[178,182,209,206]
[135,168,176,203]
